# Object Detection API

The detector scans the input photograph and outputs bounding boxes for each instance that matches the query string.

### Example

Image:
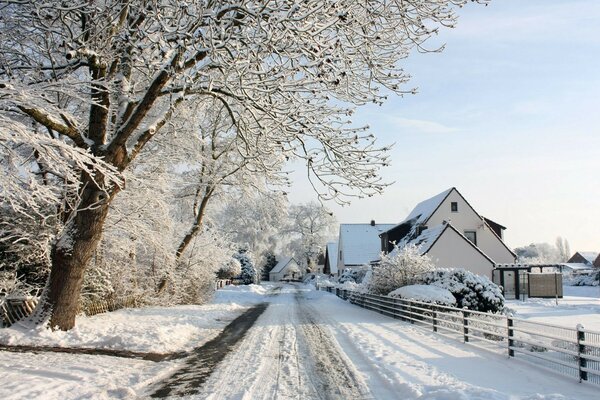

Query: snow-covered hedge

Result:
[421,269,504,313]
[565,271,600,286]
[388,285,456,306]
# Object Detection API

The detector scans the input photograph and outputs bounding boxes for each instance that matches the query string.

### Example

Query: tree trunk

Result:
[45,182,115,330]
[175,190,212,259]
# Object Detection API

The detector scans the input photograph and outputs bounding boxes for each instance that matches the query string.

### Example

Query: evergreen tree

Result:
[234,248,257,285]
[261,252,278,281]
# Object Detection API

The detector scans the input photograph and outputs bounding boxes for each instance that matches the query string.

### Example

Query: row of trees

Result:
[1,0,479,329]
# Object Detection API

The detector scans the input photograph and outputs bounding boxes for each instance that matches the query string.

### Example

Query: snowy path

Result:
[190,285,598,400]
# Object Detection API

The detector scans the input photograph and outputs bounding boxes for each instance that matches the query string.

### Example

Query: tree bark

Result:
[175,190,212,259]
[46,180,116,330]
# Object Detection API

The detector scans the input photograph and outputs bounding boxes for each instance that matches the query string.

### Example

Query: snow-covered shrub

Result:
[234,248,258,285]
[421,269,504,313]
[388,285,456,306]
[338,268,368,284]
[217,258,242,280]
[369,244,435,295]
[566,271,600,286]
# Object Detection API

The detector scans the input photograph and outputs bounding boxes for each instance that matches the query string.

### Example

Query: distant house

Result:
[560,263,594,274]
[323,242,339,275]
[567,252,599,266]
[337,221,396,274]
[269,257,301,282]
[379,187,516,278]
[595,254,600,269]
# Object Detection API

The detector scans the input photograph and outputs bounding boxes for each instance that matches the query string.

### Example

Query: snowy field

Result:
[507,285,600,331]
[1,283,599,399]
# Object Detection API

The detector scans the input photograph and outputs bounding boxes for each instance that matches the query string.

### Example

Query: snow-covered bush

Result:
[566,271,600,286]
[234,248,258,285]
[421,269,504,313]
[338,268,368,284]
[388,285,456,306]
[369,244,435,295]
[217,258,242,280]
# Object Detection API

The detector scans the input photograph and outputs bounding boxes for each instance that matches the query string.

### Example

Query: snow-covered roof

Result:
[270,257,295,274]
[326,242,338,273]
[404,223,447,253]
[560,263,595,271]
[340,223,396,266]
[401,188,453,225]
[386,223,447,258]
[578,252,599,264]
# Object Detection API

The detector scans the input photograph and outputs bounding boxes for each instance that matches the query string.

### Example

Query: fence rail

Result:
[319,286,600,386]
[1,295,141,327]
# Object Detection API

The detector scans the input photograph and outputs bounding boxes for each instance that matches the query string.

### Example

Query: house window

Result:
[451,202,458,212]
[464,230,477,246]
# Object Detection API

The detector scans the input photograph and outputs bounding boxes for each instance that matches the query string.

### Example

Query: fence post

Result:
[507,316,514,357]
[432,306,438,333]
[577,324,588,382]
[462,308,469,343]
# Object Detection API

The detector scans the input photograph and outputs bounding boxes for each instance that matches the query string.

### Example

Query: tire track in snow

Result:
[294,290,373,400]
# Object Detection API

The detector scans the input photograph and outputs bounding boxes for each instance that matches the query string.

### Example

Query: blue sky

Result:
[289,0,600,252]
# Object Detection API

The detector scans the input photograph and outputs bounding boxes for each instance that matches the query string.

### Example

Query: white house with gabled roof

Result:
[379,188,516,277]
[337,221,396,275]
[269,257,301,282]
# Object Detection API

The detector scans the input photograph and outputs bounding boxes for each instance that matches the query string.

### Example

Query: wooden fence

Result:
[0,297,39,327]
[1,295,141,327]
[319,286,600,386]
[82,295,140,317]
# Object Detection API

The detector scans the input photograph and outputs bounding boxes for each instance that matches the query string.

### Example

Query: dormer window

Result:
[451,202,458,212]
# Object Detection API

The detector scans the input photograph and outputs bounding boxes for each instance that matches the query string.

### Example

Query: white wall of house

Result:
[426,228,495,277]
[270,259,301,282]
[427,190,515,264]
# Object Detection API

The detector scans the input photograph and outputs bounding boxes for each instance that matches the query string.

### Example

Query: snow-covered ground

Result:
[1,283,598,399]
[507,285,600,331]
[0,284,269,353]
[0,284,269,399]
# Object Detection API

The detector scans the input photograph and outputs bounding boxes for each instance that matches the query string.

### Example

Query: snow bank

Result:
[0,283,270,353]
[388,285,456,306]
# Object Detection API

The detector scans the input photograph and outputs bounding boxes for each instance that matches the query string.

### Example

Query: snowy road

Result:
[186,284,598,400]
[2,284,599,399]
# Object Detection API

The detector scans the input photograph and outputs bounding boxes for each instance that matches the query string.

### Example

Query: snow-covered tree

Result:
[234,248,258,285]
[515,238,570,264]
[369,244,435,295]
[1,0,484,329]
[261,253,278,281]
[170,99,287,259]
[217,258,242,280]
[285,202,336,271]
[216,189,288,266]
[556,237,571,263]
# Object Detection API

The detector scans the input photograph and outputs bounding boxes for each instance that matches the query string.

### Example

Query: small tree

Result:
[261,253,278,281]
[234,248,257,285]
[217,259,242,280]
[369,244,435,295]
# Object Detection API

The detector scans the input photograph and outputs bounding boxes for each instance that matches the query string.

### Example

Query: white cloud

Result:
[388,117,458,134]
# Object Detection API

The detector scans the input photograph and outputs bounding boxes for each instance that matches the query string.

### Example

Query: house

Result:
[595,254,600,268]
[567,251,599,266]
[323,242,339,276]
[269,257,301,282]
[379,187,516,278]
[337,221,396,275]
